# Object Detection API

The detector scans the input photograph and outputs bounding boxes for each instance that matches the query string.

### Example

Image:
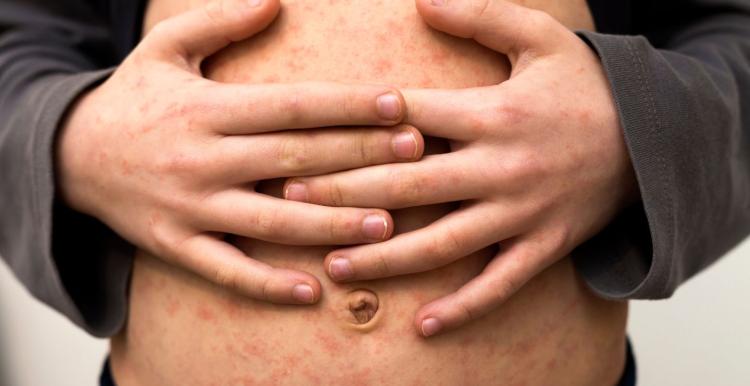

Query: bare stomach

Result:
[111,1,628,385]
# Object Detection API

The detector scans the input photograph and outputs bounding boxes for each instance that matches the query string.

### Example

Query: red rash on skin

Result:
[267,365,294,386]
[374,33,388,48]
[284,59,304,72]
[373,59,393,76]
[241,342,267,358]
[385,19,403,34]
[164,298,180,317]
[195,305,216,322]
[314,328,343,354]
[546,357,559,372]
[301,368,324,386]
[119,159,132,176]
[240,378,256,386]
[460,335,476,346]
[97,150,108,167]
[281,353,303,369]
[304,46,320,59]
[429,50,449,64]
[263,75,279,83]
[222,303,240,319]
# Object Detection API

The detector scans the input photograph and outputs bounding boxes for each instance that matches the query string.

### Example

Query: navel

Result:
[342,288,380,329]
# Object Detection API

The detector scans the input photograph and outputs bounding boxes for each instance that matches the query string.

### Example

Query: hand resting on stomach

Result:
[110,1,628,385]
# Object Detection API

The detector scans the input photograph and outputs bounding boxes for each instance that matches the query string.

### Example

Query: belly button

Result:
[343,289,380,328]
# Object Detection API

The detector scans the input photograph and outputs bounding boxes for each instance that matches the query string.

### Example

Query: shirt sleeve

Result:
[572,0,750,299]
[0,0,134,337]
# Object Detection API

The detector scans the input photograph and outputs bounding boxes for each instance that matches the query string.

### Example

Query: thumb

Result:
[415,0,563,65]
[142,0,280,70]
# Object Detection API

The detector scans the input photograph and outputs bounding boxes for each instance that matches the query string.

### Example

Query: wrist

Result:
[55,87,103,217]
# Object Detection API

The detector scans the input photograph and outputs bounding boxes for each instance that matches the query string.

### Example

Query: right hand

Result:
[55,0,423,305]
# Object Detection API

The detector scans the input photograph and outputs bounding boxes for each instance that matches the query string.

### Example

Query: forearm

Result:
[573,1,750,299]
[0,0,136,336]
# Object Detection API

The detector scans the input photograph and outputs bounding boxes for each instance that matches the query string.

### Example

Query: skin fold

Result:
[110,1,628,385]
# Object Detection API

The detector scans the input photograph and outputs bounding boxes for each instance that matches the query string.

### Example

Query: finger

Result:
[323,201,522,282]
[415,0,565,63]
[175,233,322,304]
[197,190,394,245]
[215,125,424,183]
[401,87,502,142]
[284,153,489,209]
[143,0,281,68]
[203,82,406,134]
[414,238,552,337]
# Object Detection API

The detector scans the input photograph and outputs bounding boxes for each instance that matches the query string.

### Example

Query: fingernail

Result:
[421,318,442,337]
[247,0,263,7]
[392,131,418,159]
[362,214,388,240]
[329,257,354,281]
[292,284,314,303]
[376,92,402,121]
[285,181,308,202]
[430,0,446,6]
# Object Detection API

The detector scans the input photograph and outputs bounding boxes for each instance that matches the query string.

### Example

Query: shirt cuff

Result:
[571,31,675,300]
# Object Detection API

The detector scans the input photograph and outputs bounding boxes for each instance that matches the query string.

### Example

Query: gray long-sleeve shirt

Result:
[1,0,749,337]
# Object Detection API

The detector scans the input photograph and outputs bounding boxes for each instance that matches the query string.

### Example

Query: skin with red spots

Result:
[109,1,628,385]
[194,305,215,322]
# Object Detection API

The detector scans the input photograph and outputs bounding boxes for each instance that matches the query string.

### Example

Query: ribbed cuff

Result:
[571,32,673,300]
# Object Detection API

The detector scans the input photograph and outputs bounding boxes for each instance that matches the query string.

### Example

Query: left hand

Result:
[284,0,639,336]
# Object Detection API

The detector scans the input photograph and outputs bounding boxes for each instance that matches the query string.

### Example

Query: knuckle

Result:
[465,111,492,139]
[157,191,186,216]
[525,10,558,44]
[471,0,492,20]
[385,168,425,207]
[146,20,175,43]
[419,236,449,268]
[370,250,392,277]
[545,225,572,255]
[491,251,528,301]
[355,133,373,164]
[254,273,273,302]
[250,209,284,239]
[212,262,240,291]
[516,149,544,177]
[276,135,314,175]
[442,225,466,257]
[154,149,207,177]
[341,91,358,121]
[279,93,304,125]
[503,149,545,184]
[326,180,346,206]
[490,275,520,305]
[327,211,348,241]
[143,19,188,61]
[527,9,554,28]
[160,96,197,122]
[202,0,230,28]
[455,298,477,323]
[146,212,175,255]
[493,99,531,128]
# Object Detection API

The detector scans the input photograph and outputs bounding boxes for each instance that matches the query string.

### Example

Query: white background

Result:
[2,238,749,386]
